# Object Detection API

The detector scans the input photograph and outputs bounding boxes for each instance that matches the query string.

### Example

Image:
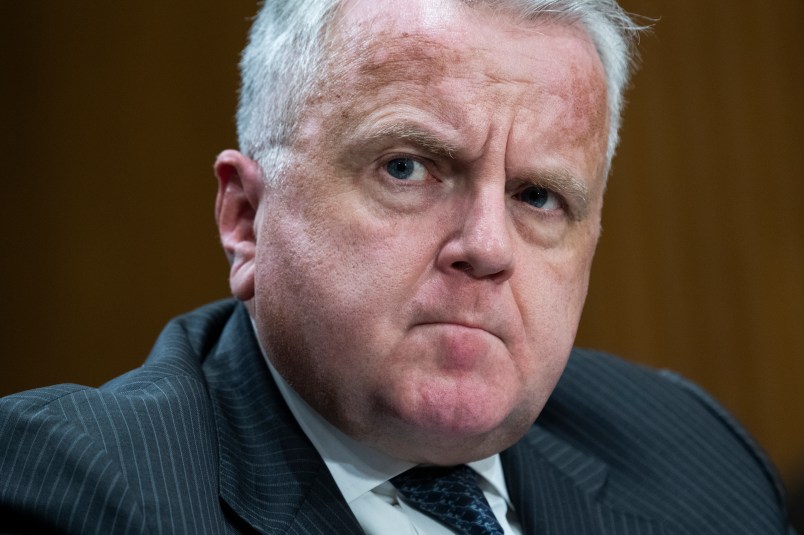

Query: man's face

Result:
[234,0,609,464]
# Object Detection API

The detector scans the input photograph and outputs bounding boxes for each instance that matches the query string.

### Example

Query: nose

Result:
[436,182,515,283]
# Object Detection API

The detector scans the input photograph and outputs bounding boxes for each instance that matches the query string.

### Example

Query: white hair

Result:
[237,0,644,181]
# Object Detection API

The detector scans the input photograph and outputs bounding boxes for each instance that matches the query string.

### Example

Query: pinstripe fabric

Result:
[511,349,793,534]
[203,302,363,535]
[0,300,794,534]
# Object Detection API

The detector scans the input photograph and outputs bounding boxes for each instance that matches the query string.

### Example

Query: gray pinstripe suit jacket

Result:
[0,300,794,534]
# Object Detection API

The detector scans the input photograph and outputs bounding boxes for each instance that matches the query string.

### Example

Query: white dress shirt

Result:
[255,329,523,534]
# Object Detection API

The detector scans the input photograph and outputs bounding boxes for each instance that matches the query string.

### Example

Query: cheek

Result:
[515,233,598,358]
[255,189,437,352]
[252,189,448,427]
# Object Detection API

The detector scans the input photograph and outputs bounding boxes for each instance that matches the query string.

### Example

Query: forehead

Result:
[305,0,609,178]
[324,0,606,118]
[330,0,603,80]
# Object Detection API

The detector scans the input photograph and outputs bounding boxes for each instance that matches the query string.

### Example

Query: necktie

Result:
[391,464,505,535]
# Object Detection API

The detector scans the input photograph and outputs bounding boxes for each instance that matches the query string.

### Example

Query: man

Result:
[0,0,794,533]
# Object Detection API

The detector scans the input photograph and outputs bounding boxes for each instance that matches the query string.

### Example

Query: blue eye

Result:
[386,157,426,181]
[517,186,560,210]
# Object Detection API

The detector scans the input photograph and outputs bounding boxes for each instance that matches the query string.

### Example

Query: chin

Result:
[374,382,539,464]
[388,411,532,465]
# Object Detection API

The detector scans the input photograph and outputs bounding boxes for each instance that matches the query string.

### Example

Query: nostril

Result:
[452,261,472,272]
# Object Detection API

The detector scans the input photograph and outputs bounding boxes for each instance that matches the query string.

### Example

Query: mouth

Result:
[411,322,505,372]
[417,321,504,343]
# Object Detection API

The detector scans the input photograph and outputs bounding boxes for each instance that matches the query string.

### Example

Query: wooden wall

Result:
[1,0,802,497]
[577,0,804,492]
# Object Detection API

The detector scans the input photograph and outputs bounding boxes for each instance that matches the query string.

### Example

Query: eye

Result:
[386,157,427,181]
[516,186,562,211]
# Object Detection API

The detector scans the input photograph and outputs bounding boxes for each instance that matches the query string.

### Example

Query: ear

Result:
[214,150,264,302]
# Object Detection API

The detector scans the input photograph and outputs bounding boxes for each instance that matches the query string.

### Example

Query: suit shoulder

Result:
[0,378,221,533]
[0,383,150,533]
[552,348,781,483]
[0,300,239,534]
[535,348,789,533]
[555,349,773,463]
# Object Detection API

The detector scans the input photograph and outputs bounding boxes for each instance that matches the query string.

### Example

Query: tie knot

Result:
[391,465,504,534]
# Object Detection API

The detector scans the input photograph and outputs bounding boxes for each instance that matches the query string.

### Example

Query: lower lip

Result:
[420,323,498,371]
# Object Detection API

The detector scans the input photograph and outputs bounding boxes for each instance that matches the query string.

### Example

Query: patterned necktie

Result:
[391,464,505,535]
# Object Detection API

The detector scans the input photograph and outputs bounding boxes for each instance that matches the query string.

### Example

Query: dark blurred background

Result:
[1,0,802,525]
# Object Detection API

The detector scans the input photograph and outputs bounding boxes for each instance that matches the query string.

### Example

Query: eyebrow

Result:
[365,122,458,159]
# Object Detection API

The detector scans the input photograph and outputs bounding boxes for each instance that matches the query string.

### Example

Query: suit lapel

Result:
[203,304,363,535]
[503,418,667,535]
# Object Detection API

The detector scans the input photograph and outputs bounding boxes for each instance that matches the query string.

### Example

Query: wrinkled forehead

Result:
[309,0,608,145]
[323,0,605,104]
[327,0,471,87]
[323,0,605,91]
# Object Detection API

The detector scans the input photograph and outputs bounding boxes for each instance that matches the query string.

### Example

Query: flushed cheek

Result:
[514,249,595,359]
[261,190,437,344]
